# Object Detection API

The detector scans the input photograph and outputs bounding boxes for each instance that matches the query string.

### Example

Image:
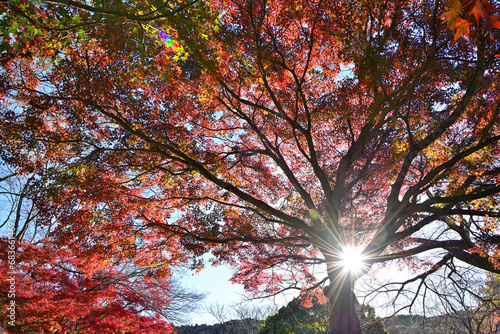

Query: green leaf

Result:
[10,20,20,33]
[72,14,83,24]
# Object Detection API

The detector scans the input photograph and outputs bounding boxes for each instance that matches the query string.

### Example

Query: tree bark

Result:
[326,273,362,334]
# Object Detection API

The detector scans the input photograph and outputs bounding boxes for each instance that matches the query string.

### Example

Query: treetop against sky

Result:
[1,0,500,333]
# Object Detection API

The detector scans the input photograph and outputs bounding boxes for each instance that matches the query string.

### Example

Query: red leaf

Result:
[490,15,500,29]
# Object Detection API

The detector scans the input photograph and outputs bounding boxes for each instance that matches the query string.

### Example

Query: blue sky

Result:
[180,262,291,325]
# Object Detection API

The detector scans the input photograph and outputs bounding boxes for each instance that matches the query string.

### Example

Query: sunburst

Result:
[340,245,366,274]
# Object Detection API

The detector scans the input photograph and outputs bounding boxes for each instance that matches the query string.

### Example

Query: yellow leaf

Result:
[441,9,458,28]
[445,0,461,12]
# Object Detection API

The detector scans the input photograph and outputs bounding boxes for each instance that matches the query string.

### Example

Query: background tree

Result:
[202,302,275,334]
[1,0,500,333]
[429,269,500,334]
[0,168,204,333]
[474,273,500,333]
[0,239,176,333]
[204,303,231,324]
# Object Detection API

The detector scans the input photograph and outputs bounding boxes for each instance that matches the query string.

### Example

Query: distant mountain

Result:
[175,318,264,334]
[175,312,471,334]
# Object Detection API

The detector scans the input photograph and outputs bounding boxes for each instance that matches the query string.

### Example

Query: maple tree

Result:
[0,170,204,333]
[0,238,175,333]
[1,0,500,333]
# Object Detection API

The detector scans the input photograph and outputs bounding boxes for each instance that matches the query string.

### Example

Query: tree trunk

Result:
[326,273,362,334]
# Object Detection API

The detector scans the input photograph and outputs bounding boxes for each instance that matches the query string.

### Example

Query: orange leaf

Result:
[454,17,471,39]
[468,1,486,25]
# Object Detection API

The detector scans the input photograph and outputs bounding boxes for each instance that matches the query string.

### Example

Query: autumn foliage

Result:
[441,0,500,39]
[0,239,175,333]
[1,0,500,333]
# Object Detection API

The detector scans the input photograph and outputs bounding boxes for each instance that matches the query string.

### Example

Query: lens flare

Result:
[157,29,180,51]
